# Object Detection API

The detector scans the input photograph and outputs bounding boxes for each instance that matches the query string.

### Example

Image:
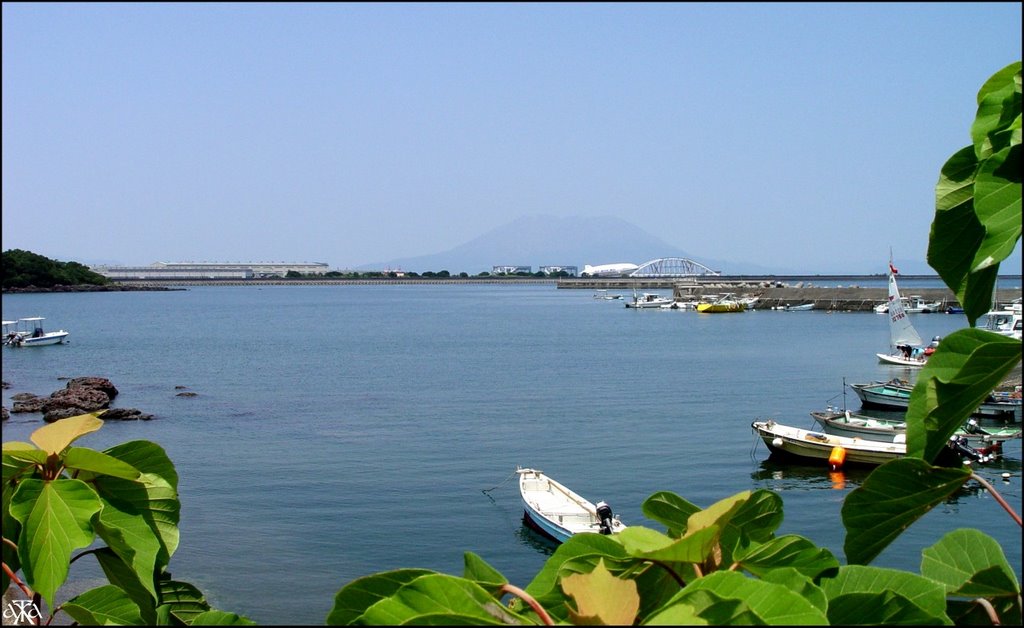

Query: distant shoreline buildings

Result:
[90,261,331,280]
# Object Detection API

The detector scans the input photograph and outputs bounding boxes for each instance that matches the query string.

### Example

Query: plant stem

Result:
[2,559,34,599]
[971,472,1022,526]
[499,583,553,625]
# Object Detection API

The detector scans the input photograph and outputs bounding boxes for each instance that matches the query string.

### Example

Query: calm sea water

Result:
[2,284,1020,625]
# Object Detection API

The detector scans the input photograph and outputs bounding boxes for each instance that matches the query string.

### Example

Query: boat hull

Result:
[752,420,904,466]
[876,352,926,368]
[14,331,68,347]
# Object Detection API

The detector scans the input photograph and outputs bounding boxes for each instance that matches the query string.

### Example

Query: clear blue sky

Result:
[3,3,1021,273]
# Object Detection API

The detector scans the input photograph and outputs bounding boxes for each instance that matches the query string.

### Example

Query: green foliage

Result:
[1,414,252,625]
[928,61,1021,326]
[2,248,110,289]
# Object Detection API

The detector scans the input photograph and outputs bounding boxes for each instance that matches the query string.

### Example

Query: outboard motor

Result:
[595,501,615,535]
[947,435,986,464]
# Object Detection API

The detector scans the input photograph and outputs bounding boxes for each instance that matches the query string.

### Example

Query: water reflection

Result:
[751,456,1022,506]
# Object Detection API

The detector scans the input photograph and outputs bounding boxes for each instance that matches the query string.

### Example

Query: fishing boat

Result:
[784,302,814,312]
[809,409,1020,451]
[5,317,69,347]
[696,293,744,313]
[982,306,1022,340]
[751,419,992,468]
[516,467,626,543]
[625,292,673,309]
[593,289,623,300]
[876,258,931,367]
[851,379,1022,421]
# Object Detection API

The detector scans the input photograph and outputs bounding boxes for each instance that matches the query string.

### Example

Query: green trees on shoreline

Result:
[1,249,110,290]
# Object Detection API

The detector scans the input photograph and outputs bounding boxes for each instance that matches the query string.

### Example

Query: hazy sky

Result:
[3,3,1021,272]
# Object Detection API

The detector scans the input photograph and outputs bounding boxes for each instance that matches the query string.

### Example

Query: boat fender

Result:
[595,501,615,535]
[771,437,783,448]
[828,446,846,470]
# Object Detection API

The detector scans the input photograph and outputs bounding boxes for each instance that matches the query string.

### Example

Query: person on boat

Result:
[898,344,913,359]
[923,335,941,357]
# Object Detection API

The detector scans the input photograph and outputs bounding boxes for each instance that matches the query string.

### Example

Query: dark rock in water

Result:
[44,407,90,423]
[2,406,8,421]
[174,385,188,390]
[12,395,47,413]
[176,391,198,397]
[99,408,154,421]
[67,377,119,399]
[11,392,39,401]
[2,380,10,389]
[46,387,110,413]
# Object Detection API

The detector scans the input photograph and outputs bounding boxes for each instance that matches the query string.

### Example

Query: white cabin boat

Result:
[625,292,673,309]
[517,467,626,543]
[6,317,70,347]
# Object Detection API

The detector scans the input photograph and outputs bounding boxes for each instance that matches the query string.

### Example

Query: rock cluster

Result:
[5,377,155,423]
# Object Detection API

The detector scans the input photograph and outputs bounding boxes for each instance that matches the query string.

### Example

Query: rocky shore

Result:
[2,377,162,423]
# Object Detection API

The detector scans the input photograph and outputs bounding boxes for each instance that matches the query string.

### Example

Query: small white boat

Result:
[625,292,673,308]
[516,467,626,543]
[752,419,906,467]
[784,302,814,312]
[5,317,69,347]
[874,295,943,314]
[593,289,623,300]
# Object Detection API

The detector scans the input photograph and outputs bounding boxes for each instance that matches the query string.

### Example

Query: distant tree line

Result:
[2,249,110,290]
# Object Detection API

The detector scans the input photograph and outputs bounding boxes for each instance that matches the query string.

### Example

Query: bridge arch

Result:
[630,257,720,277]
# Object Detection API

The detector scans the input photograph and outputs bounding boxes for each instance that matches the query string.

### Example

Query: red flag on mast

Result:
[889,262,899,275]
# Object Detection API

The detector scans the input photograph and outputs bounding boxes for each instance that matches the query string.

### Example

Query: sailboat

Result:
[875,257,934,367]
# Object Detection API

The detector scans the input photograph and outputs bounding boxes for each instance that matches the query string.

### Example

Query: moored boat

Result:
[851,380,1022,421]
[696,293,744,313]
[516,467,626,543]
[5,317,69,347]
[809,410,1021,450]
[876,258,931,367]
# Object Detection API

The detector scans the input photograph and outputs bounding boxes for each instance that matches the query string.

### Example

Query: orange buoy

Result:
[829,446,847,470]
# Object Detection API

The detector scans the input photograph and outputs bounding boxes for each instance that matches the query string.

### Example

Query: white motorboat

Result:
[625,292,673,308]
[6,317,70,347]
[516,467,626,543]
[809,410,1020,452]
[982,306,1022,340]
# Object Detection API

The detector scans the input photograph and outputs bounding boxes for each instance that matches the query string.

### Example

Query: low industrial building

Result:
[91,261,329,280]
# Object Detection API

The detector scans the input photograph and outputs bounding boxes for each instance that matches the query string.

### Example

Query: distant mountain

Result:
[359,215,777,275]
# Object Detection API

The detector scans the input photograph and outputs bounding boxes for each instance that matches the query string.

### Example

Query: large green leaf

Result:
[921,529,1021,598]
[102,441,179,490]
[641,490,701,538]
[733,535,839,580]
[929,61,1021,325]
[818,565,952,625]
[93,547,158,624]
[905,329,1022,462]
[842,458,970,566]
[93,485,165,601]
[158,578,211,624]
[64,447,141,480]
[972,144,1021,268]
[524,533,628,600]
[92,471,180,569]
[970,61,1022,156]
[9,478,103,608]
[353,573,523,625]
[617,525,721,564]
[667,571,828,624]
[462,551,507,594]
[29,413,103,455]
[61,584,145,625]
[187,610,258,625]
[327,569,436,625]
[761,568,828,614]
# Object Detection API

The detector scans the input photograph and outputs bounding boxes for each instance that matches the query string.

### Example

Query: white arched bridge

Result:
[629,257,720,277]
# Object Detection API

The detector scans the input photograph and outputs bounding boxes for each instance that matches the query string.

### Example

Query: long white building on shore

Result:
[90,261,330,280]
